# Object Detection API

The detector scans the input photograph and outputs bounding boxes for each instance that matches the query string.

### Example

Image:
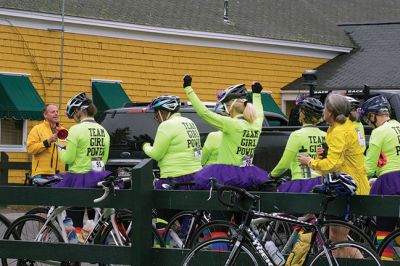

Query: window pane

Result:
[1,119,23,145]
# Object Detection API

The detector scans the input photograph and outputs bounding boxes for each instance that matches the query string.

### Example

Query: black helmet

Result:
[359,95,390,120]
[345,96,360,110]
[150,95,180,113]
[300,97,324,117]
[216,84,247,103]
[66,92,90,119]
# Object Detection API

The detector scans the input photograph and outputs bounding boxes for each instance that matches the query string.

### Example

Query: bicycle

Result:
[186,177,374,253]
[181,178,382,265]
[1,175,137,266]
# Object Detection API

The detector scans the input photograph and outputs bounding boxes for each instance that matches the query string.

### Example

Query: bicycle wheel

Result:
[308,240,382,266]
[0,213,11,238]
[377,228,400,261]
[182,237,261,266]
[187,220,239,249]
[163,211,206,249]
[1,214,64,266]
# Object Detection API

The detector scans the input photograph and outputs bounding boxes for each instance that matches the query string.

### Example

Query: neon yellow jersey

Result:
[60,118,110,173]
[271,126,326,180]
[202,131,222,166]
[365,120,400,177]
[309,118,370,195]
[143,113,202,178]
[185,86,263,166]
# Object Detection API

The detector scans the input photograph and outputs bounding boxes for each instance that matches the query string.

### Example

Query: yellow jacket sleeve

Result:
[27,126,47,155]
[309,131,345,173]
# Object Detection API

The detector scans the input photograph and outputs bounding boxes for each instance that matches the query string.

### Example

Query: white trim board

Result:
[0,8,351,59]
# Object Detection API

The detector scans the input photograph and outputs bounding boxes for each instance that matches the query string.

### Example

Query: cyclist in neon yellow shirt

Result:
[136,95,202,189]
[202,131,222,166]
[56,92,111,227]
[360,95,400,237]
[271,97,326,192]
[183,75,268,190]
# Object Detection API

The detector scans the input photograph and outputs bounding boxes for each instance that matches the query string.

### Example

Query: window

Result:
[0,119,28,152]
[0,72,45,152]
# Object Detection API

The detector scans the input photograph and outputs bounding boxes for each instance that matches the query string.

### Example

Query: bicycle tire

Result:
[1,214,64,266]
[377,227,400,261]
[0,212,11,238]
[25,206,50,216]
[162,211,207,249]
[187,220,239,249]
[181,237,261,266]
[308,240,382,266]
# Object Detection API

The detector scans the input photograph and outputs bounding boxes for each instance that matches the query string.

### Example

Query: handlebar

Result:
[93,176,131,203]
[209,178,259,212]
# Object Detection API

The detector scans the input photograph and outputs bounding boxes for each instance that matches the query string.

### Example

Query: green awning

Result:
[92,82,131,116]
[247,92,286,117]
[0,74,45,120]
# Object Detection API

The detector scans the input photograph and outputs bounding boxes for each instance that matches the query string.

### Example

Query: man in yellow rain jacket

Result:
[27,104,66,180]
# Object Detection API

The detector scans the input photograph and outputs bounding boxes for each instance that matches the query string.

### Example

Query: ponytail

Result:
[242,102,257,123]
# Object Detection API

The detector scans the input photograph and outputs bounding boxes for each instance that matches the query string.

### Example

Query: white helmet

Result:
[66,92,90,119]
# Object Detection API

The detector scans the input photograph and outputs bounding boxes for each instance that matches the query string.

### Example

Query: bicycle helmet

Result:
[150,95,180,113]
[313,172,357,197]
[345,96,360,111]
[299,97,324,117]
[66,92,90,119]
[359,95,391,121]
[216,84,247,103]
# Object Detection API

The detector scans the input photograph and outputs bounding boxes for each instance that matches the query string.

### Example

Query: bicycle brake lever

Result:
[207,185,213,201]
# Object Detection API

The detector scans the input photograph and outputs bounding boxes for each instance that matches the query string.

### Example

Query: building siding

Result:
[0,24,327,184]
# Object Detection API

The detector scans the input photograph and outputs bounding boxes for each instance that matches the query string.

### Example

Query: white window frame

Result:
[0,71,32,152]
[0,119,28,152]
[281,90,309,115]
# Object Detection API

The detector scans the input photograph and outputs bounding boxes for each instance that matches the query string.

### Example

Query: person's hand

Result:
[183,75,192,88]
[297,154,312,166]
[48,133,58,144]
[132,134,154,151]
[251,81,263,93]
[140,134,154,145]
[317,143,328,158]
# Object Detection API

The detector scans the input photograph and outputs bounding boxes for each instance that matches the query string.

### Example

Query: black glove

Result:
[133,134,154,151]
[251,82,263,93]
[183,75,192,88]
[321,142,329,158]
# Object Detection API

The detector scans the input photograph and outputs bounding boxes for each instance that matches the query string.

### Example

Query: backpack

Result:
[285,232,312,266]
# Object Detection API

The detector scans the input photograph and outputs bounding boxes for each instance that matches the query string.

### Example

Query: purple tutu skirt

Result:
[370,170,400,195]
[278,176,322,193]
[154,173,197,190]
[52,170,112,188]
[193,164,269,190]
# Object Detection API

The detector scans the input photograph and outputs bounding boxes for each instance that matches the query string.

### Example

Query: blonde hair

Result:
[324,94,351,124]
[229,98,257,123]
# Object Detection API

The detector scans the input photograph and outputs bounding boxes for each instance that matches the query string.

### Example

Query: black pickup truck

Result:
[99,90,400,176]
[99,103,288,176]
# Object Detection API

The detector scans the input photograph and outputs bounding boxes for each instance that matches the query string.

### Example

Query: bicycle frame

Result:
[34,206,127,246]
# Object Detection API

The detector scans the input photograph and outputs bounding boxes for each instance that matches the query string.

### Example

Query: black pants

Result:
[66,207,95,228]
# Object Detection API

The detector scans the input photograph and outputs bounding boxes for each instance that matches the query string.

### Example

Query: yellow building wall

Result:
[0,24,327,184]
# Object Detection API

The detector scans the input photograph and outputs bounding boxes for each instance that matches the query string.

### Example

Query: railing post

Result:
[130,158,154,265]
[0,152,9,186]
